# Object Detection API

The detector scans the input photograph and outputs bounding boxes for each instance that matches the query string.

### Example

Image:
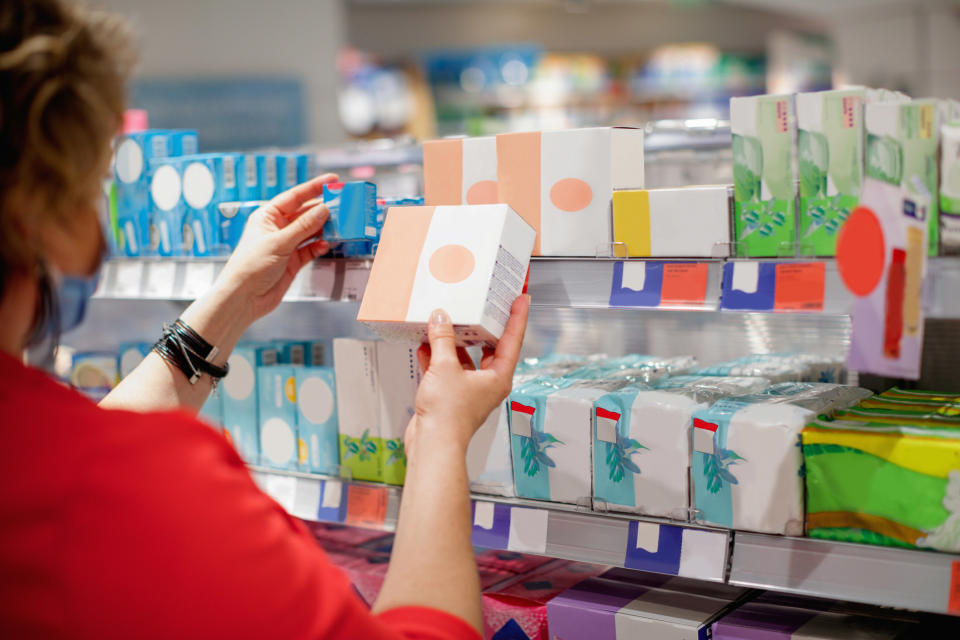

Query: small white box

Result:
[376,342,422,485]
[423,136,498,206]
[333,338,382,482]
[612,186,730,257]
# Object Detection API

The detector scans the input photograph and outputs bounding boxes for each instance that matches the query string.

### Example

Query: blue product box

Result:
[114,130,176,256]
[307,340,327,366]
[222,343,278,464]
[257,365,299,471]
[261,153,281,200]
[168,129,199,156]
[238,153,261,202]
[323,181,378,241]
[118,341,152,379]
[181,153,241,256]
[147,157,186,256]
[278,341,311,365]
[199,390,223,428]
[276,152,311,192]
[295,366,339,475]
[217,201,262,252]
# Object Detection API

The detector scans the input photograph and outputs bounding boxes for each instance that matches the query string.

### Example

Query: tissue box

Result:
[146,157,187,256]
[731,94,798,257]
[424,136,498,206]
[275,151,311,192]
[181,153,241,256]
[797,89,866,256]
[358,204,535,347]
[484,560,608,640]
[865,99,940,256]
[218,200,261,252]
[256,365,299,471]
[497,127,645,256]
[803,416,960,552]
[238,153,262,201]
[593,388,707,520]
[261,153,281,199]
[654,375,772,403]
[940,122,960,254]
[333,339,383,482]
[222,343,278,463]
[548,570,748,640]
[295,367,339,475]
[713,597,913,639]
[691,383,870,534]
[376,342,422,485]
[510,377,636,504]
[323,181,378,242]
[118,341,152,379]
[612,186,730,257]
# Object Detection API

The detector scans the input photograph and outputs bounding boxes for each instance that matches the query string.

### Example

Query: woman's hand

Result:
[406,295,530,458]
[216,174,339,325]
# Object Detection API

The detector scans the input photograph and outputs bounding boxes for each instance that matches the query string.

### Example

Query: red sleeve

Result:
[64,410,480,640]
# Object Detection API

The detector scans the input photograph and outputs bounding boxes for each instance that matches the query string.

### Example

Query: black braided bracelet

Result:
[152,319,229,385]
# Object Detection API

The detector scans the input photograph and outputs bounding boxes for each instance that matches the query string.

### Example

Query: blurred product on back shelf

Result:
[68,351,119,402]
[423,136,497,206]
[257,365,299,472]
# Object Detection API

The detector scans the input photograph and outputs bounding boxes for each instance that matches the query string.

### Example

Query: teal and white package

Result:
[654,375,772,402]
[323,181,378,242]
[731,94,798,257]
[147,156,186,256]
[113,130,177,256]
[118,341,152,379]
[239,153,261,202]
[510,377,637,504]
[695,354,811,383]
[222,343,278,464]
[181,153,241,256]
[690,382,870,534]
[593,387,703,520]
[278,340,310,365]
[261,153,281,199]
[295,367,339,475]
[257,365,299,471]
[218,200,262,252]
[275,151,311,192]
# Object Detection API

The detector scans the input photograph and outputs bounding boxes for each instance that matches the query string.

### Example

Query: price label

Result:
[143,262,176,298]
[344,485,388,528]
[342,263,370,301]
[507,507,548,554]
[949,560,960,614]
[661,263,709,307]
[181,262,215,300]
[115,261,144,297]
[773,262,825,312]
[306,261,337,299]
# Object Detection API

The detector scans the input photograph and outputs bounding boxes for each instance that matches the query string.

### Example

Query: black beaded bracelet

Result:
[152,319,229,385]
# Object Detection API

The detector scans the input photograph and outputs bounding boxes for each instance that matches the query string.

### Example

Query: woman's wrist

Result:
[408,415,473,461]
[178,280,255,366]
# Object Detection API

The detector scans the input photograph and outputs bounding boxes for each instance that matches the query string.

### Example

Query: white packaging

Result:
[612,186,731,257]
[333,338,383,482]
[376,341,422,485]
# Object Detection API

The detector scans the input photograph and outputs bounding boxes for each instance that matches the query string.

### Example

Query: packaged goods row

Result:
[314,525,952,639]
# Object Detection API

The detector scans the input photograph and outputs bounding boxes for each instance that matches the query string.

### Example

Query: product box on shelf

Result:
[180,153,241,256]
[70,351,119,399]
[423,136,498,206]
[690,383,870,535]
[496,126,645,256]
[218,201,262,252]
[548,569,749,640]
[239,153,262,202]
[146,157,187,257]
[510,377,637,505]
[257,365,299,471]
[731,94,797,257]
[118,341,152,379]
[222,343,278,464]
[940,121,960,254]
[803,413,960,553]
[483,560,608,640]
[261,153,281,200]
[653,375,773,402]
[295,366,339,475]
[611,186,731,257]
[796,88,866,256]
[375,342,421,485]
[357,204,535,347]
[323,181,378,242]
[694,354,830,384]
[333,338,383,482]
[275,151,311,193]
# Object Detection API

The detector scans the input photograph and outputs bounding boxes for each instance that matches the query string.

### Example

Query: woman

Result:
[0,1,529,638]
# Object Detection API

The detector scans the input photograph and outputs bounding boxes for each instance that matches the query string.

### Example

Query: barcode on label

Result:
[246,155,257,187]
[286,157,297,186]
[266,157,277,186]
[152,136,167,158]
[223,156,236,190]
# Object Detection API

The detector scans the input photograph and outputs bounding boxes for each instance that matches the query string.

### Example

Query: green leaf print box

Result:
[731,94,798,257]
[333,338,384,482]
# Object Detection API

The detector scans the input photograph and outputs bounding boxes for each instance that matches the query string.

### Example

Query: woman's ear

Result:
[38,205,104,277]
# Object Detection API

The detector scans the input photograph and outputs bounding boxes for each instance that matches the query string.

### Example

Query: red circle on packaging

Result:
[836,205,886,296]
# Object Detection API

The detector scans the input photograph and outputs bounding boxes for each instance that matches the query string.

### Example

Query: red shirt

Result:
[0,352,479,640]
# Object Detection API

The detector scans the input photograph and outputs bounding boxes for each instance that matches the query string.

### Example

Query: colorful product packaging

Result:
[222,343,278,463]
[611,186,731,257]
[375,342,421,485]
[333,338,383,482]
[114,130,180,256]
[275,151,311,193]
[496,127,645,256]
[217,200,262,252]
[323,181,378,242]
[548,569,749,640]
[70,351,119,401]
[803,415,960,552]
[180,153,241,256]
[238,153,262,202]
[257,365,299,471]
[295,366,339,475]
[423,136,498,206]
[731,94,797,257]
[691,383,870,534]
[146,157,187,256]
[358,204,535,346]
[261,153,282,200]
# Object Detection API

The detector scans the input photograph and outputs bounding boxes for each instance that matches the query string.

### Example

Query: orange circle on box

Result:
[466,180,498,205]
[837,205,886,296]
[550,178,593,212]
[429,244,475,284]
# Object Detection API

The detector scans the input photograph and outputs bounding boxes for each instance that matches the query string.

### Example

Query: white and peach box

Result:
[358,204,535,346]
[497,127,645,256]
[423,136,498,206]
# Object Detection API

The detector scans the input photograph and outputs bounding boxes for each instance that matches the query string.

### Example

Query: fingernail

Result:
[430,308,450,326]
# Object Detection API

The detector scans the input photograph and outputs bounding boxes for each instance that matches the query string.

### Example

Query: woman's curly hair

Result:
[0,0,133,287]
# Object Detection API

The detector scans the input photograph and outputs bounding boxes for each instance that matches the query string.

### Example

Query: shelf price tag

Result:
[305,261,337,299]
[609,261,710,309]
[720,261,826,313]
[342,262,370,301]
[344,484,388,528]
[317,479,344,523]
[114,261,144,297]
[181,262,215,300]
[949,560,960,614]
[507,507,548,554]
[143,262,176,298]
[471,501,511,550]
[624,521,683,575]
[773,262,825,312]
[661,263,710,307]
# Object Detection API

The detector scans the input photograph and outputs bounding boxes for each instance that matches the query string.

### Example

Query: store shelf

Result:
[249,467,731,584]
[99,256,960,319]
[729,532,960,617]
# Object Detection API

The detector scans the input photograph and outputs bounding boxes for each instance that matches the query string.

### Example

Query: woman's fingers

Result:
[275,202,330,254]
[269,173,338,217]
[456,347,476,371]
[426,308,459,369]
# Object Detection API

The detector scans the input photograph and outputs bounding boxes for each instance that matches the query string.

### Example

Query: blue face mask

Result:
[55,269,101,334]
